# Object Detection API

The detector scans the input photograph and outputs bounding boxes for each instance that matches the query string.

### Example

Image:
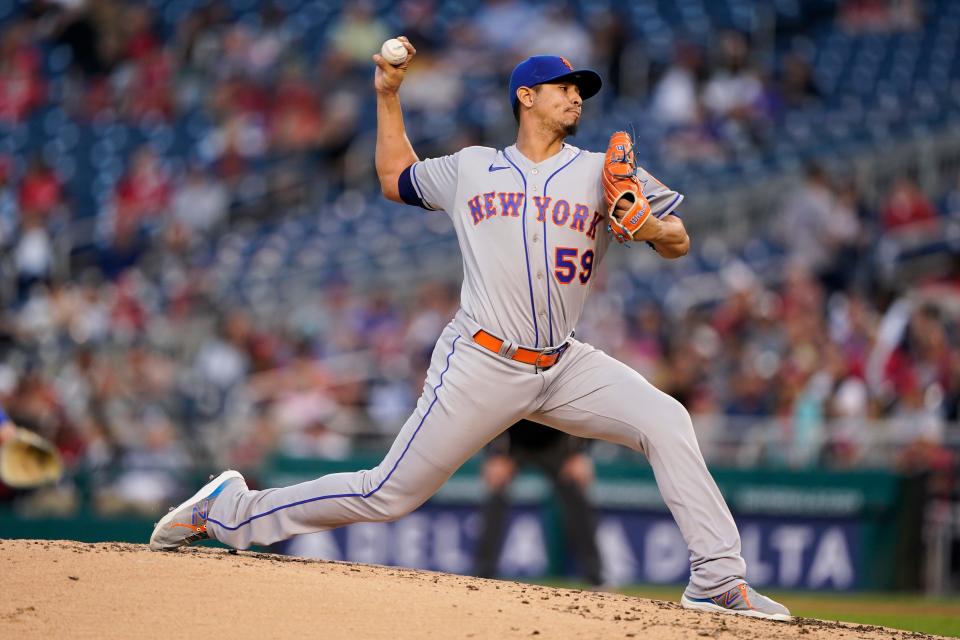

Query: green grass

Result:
[531,581,960,637]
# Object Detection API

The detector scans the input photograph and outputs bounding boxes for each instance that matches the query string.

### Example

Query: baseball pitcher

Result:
[151,38,790,622]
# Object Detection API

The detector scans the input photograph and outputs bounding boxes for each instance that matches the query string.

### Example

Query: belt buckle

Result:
[534,342,567,372]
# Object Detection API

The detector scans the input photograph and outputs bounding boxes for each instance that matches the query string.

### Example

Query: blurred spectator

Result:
[889,369,943,444]
[829,293,877,379]
[650,43,703,127]
[587,8,630,101]
[884,305,952,410]
[96,412,191,515]
[110,145,171,240]
[246,4,291,80]
[310,84,363,190]
[277,413,352,459]
[838,0,924,34]
[475,0,534,54]
[49,2,113,78]
[401,54,463,115]
[173,3,230,107]
[263,342,351,460]
[522,6,593,64]
[270,61,325,152]
[821,181,865,291]
[123,5,161,61]
[619,302,668,380]
[396,0,445,55]
[778,51,821,110]
[726,358,776,418]
[660,107,725,164]
[701,31,763,124]
[108,271,151,341]
[123,47,174,121]
[0,20,45,123]
[775,164,839,273]
[170,163,229,239]
[327,2,389,68]
[880,177,937,232]
[201,101,269,180]
[18,156,64,227]
[13,221,53,300]
[194,309,252,393]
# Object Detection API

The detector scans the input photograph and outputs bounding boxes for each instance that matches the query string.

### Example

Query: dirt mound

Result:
[0,539,944,639]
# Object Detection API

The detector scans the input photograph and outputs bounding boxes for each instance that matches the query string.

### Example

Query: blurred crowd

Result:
[0,0,956,512]
[0,0,941,277]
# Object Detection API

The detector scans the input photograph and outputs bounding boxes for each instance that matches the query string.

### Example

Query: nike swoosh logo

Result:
[488,164,510,172]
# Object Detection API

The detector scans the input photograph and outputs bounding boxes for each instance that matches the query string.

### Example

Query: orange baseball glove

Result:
[602,131,651,243]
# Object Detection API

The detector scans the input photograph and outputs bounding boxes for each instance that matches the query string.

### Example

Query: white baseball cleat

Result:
[149,470,245,551]
[681,583,792,622]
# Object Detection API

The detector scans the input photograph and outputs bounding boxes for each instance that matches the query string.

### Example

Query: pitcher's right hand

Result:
[373,36,416,95]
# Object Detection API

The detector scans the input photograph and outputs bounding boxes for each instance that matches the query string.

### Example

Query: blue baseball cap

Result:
[509,56,603,109]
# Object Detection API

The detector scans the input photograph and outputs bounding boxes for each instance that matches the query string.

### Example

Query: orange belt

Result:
[473,330,569,370]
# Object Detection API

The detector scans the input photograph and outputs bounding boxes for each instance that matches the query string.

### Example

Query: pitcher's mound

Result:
[0,539,944,639]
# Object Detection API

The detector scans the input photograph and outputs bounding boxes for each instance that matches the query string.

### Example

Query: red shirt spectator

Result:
[18,159,62,223]
[127,50,174,120]
[113,146,171,238]
[0,65,45,123]
[213,76,270,118]
[881,178,937,231]
[0,21,44,123]
[124,6,162,61]
[110,272,148,335]
[271,66,324,151]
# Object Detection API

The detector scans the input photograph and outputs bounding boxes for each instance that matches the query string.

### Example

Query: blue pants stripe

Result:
[208,336,461,532]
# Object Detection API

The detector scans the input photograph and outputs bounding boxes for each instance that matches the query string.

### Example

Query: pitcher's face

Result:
[529,82,583,136]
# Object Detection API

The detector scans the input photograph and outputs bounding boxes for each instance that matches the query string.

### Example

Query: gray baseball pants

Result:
[206,320,746,598]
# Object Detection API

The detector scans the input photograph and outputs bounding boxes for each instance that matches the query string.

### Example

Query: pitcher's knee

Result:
[650,397,697,446]
[365,491,427,522]
[673,399,695,431]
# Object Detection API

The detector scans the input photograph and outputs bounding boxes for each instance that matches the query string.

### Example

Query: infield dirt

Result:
[0,539,947,639]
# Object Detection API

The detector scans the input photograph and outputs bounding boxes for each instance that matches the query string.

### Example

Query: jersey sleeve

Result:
[637,166,684,219]
[397,152,461,212]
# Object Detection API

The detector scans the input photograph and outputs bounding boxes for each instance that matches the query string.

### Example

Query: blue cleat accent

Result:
[149,470,245,551]
[681,583,792,622]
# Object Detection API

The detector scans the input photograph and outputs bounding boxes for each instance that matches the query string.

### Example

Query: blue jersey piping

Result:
[541,148,583,345]
[502,150,540,346]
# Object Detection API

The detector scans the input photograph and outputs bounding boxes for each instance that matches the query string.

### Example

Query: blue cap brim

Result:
[511,68,603,107]
[549,69,603,101]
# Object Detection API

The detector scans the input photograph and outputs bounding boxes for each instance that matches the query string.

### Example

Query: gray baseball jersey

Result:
[206,143,746,599]
[408,143,682,348]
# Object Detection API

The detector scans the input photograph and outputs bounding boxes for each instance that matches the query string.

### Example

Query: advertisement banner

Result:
[281,505,861,590]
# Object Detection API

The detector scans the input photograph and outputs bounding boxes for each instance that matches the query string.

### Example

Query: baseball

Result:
[380,38,408,66]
